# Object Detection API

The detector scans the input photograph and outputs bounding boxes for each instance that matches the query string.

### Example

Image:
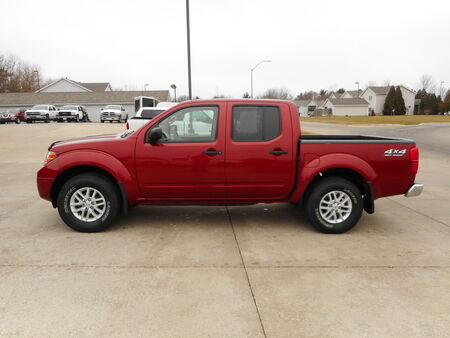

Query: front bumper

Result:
[405,183,424,197]
[0,117,17,122]
[101,116,120,121]
[27,115,46,120]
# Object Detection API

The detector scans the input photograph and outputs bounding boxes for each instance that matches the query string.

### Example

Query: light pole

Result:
[251,60,271,98]
[144,83,149,91]
[355,81,360,92]
[186,0,192,100]
[33,70,40,92]
[171,84,177,102]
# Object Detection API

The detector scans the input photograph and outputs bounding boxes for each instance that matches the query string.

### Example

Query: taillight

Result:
[410,147,419,174]
[126,122,129,129]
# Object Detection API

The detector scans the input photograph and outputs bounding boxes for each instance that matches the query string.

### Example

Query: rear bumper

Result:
[405,183,424,197]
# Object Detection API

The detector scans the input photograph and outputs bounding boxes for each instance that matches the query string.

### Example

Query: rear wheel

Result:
[101,120,104,123]
[57,173,120,232]
[305,177,363,234]
[26,119,32,123]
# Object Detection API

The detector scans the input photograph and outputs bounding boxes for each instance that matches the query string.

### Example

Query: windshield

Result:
[31,105,48,110]
[104,105,121,110]
[61,105,77,110]
[141,109,165,119]
[5,108,20,113]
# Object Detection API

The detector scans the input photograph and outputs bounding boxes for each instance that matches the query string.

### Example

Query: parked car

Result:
[57,105,89,122]
[126,103,177,130]
[37,99,422,233]
[100,105,128,123]
[0,108,26,124]
[25,105,58,123]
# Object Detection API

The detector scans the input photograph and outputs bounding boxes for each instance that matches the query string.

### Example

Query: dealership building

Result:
[0,78,170,121]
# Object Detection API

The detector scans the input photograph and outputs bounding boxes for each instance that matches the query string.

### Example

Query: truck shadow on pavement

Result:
[111,203,318,233]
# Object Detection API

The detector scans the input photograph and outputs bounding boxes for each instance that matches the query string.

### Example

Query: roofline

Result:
[36,78,93,93]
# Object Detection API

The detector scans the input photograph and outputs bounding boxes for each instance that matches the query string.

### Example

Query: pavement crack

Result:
[226,206,267,338]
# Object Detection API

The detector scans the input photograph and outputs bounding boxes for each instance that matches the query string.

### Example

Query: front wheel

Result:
[44,114,50,123]
[57,173,120,232]
[305,177,363,234]
[15,118,20,124]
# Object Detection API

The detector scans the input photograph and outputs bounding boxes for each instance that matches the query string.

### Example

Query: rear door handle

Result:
[204,150,223,156]
[270,150,288,155]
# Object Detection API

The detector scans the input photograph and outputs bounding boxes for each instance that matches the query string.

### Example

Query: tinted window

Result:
[141,109,165,119]
[232,106,281,142]
[156,106,219,143]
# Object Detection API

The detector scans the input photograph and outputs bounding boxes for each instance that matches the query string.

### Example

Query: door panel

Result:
[135,104,226,199]
[225,103,295,199]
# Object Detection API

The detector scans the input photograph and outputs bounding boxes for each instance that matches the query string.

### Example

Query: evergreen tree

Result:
[383,86,396,115]
[242,92,250,98]
[394,86,406,115]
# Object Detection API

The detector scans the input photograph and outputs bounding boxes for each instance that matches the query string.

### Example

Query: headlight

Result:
[45,151,57,164]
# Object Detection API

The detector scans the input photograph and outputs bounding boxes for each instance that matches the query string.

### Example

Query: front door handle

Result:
[204,150,223,156]
[270,149,288,155]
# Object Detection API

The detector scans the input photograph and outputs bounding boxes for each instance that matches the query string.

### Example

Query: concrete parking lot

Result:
[0,122,449,337]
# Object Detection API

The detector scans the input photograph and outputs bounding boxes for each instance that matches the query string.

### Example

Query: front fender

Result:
[289,153,377,203]
[39,150,139,203]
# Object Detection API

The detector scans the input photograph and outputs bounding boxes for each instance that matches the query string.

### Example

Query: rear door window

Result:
[232,105,281,142]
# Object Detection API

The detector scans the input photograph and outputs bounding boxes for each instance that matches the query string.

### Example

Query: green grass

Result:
[300,115,450,125]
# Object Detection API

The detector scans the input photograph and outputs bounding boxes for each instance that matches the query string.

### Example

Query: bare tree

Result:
[419,74,436,93]
[383,79,391,86]
[295,90,317,100]
[260,87,293,100]
[0,54,41,92]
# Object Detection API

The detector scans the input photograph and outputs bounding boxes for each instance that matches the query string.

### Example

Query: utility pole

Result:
[186,0,192,100]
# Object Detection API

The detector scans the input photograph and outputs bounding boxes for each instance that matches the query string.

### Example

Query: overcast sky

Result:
[2,0,449,98]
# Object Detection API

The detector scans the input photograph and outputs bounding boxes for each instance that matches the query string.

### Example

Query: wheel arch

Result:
[301,167,375,214]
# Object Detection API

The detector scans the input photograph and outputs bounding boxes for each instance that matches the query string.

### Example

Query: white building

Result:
[323,98,370,116]
[360,86,416,115]
[37,78,113,93]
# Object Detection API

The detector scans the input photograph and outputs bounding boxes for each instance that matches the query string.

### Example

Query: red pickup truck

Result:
[37,99,422,234]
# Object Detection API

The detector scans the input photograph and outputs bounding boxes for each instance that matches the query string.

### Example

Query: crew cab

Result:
[25,104,57,123]
[0,108,26,124]
[100,105,128,123]
[37,99,423,234]
[57,105,88,122]
[127,102,177,130]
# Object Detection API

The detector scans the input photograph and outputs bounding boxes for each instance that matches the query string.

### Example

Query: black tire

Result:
[57,173,120,232]
[45,114,50,123]
[305,177,363,234]
[15,118,20,124]
[0,121,4,124]
[75,115,79,122]
[101,120,104,123]
[26,120,31,123]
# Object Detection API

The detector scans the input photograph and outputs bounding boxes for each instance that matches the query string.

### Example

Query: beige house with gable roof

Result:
[360,86,416,115]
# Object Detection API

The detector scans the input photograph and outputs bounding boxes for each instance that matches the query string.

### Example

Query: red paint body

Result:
[37,100,418,208]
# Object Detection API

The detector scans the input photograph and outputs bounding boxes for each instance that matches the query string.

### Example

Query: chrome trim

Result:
[405,183,424,198]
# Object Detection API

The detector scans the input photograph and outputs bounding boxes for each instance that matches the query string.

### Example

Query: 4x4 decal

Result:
[384,149,407,157]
